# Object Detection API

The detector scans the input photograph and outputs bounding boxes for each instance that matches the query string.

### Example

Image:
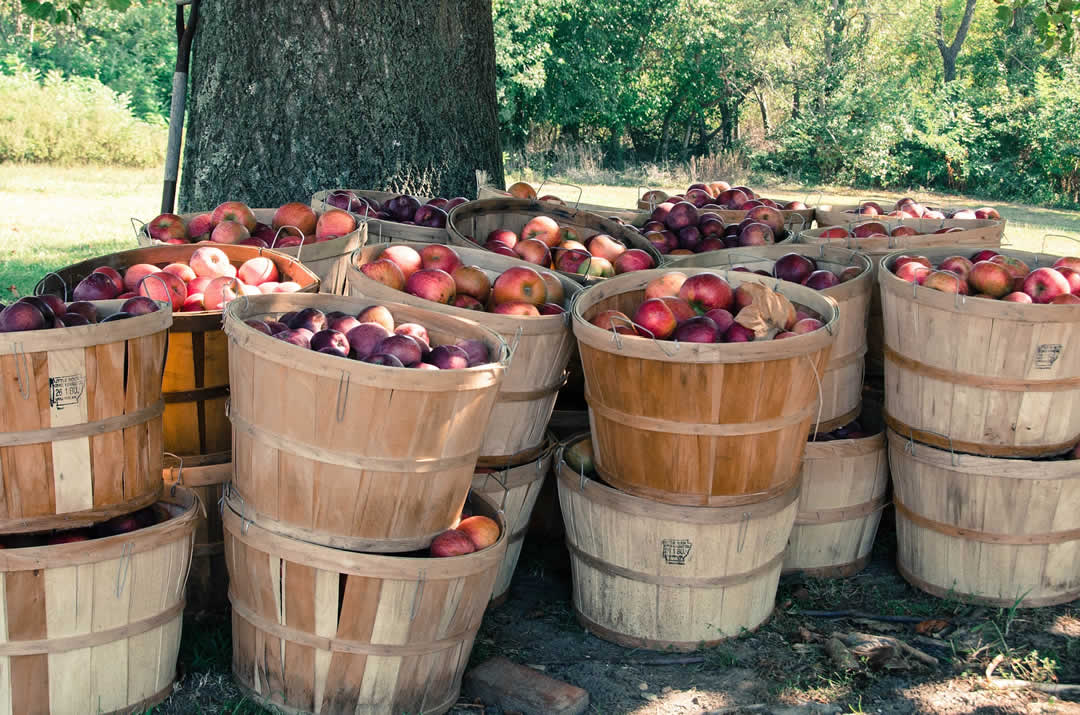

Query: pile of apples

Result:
[146,201,360,248]
[767,252,862,290]
[890,250,1080,304]
[589,271,827,343]
[817,221,972,240]
[245,303,495,370]
[68,247,303,313]
[0,293,164,332]
[0,507,159,548]
[359,243,567,316]
[641,181,808,213]
[324,191,468,230]
[474,217,655,278]
[845,198,1000,221]
[429,513,501,557]
[641,199,788,256]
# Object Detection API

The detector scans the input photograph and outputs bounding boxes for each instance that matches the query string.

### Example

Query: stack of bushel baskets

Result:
[50,243,321,615]
[668,246,890,577]
[220,291,514,713]
[348,240,581,605]
[0,296,197,713]
[880,247,1080,607]
[561,268,840,649]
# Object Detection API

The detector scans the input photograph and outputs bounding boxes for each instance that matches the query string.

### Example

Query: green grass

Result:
[3,164,1080,300]
[0,164,160,300]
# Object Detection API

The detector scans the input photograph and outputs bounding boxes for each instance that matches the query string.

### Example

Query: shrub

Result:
[0,63,166,167]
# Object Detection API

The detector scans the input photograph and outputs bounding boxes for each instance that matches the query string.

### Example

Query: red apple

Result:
[819,226,850,239]
[521,216,561,247]
[660,296,696,323]
[853,222,888,238]
[381,245,423,279]
[486,240,519,258]
[451,265,491,301]
[922,270,969,294]
[803,270,840,290]
[420,244,462,274]
[1053,257,1080,273]
[346,322,391,358]
[272,202,317,236]
[357,305,395,332]
[492,301,541,316]
[773,253,816,284]
[645,272,687,299]
[971,250,1000,263]
[737,222,774,246]
[632,298,678,339]
[211,201,257,231]
[664,201,699,232]
[315,208,357,240]
[71,272,119,302]
[430,529,475,557]
[360,259,406,291]
[487,229,518,249]
[673,316,719,343]
[1057,267,1080,294]
[555,249,593,275]
[678,273,733,314]
[723,323,755,342]
[614,249,655,274]
[238,257,279,286]
[1051,293,1080,304]
[590,309,636,334]
[894,255,932,270]
[538,302,565,315]
[492,266,547,306]
[189,246,234,279]
[137,271,186,310]
[585,234,627,262]
[891,225,919,237]
[582,256,615,278]
[187,213,213,241]
[1002,291,1033,303]
[968,261,1012,298]
[1023,267,1071,304]
[895,262,931,284]
[990,254,1031,281]
[792,318,824,334]
[405,268,456,304]
[148,213,188,243]
[514,238,552,267]
[938,256,974,283]
[838,266,862,282]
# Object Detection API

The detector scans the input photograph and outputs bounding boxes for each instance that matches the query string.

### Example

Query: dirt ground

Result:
[154,501,1080,715]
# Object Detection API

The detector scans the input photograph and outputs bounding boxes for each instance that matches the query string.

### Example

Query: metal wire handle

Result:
[33,271,68,300]
[270,225,307,263]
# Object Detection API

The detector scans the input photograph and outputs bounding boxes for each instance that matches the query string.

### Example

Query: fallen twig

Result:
[825,637,860,671]
[985,653,1005,680]
[797,610,926,623]
[844,632,939,667]
[705,704,767,714]
[625,656,706,666]
[987,679,1080,695]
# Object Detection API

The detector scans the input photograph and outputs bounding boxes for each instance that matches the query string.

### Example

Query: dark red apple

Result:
[803,270,840,290]
[289,308,328,333]
[425,345,470,369]
[246,320,273,335]
[73,272,119,301]
[0,301,46,332]
[274,328,313,348]
[674,316,719,343]
[346,323,392,359]
[374,334,423,366]
[773,253,816,284]
[456,339,490,366]
[311,329,350,356]
[665,201,699,232]
[722,323,755,342]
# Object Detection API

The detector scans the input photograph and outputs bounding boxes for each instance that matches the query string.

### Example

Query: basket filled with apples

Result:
[0,292,172,533]
[312,188,467,245]
[445,197,663,285]
[785,405,888,578]
[799,217,1005,258]
[46,243,319,475]
[572,268,839,506]
[814,198,1005,229]
[881,246,1080,457]
[349,241,581,461]
[138,200,367,295]
[0,487,198,714]
[637,181,815,228]
[668,246,873,431]
[223,487,506,715]
[478,179,650,226]
[222,292,509,552]
[639,194,799,259]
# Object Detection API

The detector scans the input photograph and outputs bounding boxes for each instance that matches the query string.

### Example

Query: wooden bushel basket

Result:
[312,189,450,245]
[223,293,508,553]
[814,203,1008,230]
[446,198,663,286]
[471,436,556,605]
[881,247,1080,457]
[477,183,650,227]
[799,219,1004,375]
[137,209,366,297]
[47,243,320,469]
[888,429,1080,607]
[635,192,815,232]
[0,300,170,533]
[0,486,197,714]
[784,407,889,578]
[224,489,507,715]
[164,457,230,614]
[667,245,872,431]
[572,268,838,506]
[557,435,797,650]
[348,241,580,459]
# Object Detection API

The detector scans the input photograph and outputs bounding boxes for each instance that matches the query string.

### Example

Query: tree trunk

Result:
[180,0,503,209]
[792,85,801,120]
[935,0,977,83]
[755,88,771,135]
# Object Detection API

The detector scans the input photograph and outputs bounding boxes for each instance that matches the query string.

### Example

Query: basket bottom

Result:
[574,606,773,653]
[897,559,1080,609]
[782,553,871,580]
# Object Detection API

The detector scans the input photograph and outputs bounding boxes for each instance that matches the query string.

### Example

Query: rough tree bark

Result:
[179,0,504,210]
[935,0,977,83]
